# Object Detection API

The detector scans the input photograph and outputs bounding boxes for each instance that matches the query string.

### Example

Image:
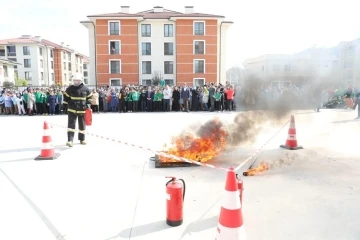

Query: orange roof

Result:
[88,8,224,19]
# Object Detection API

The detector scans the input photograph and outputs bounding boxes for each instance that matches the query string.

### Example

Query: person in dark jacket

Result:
[63,73,92,147]
[172,86,180,111]
[47,90,58,115]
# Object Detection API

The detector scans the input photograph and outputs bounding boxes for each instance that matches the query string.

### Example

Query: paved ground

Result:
[0,109,359,240]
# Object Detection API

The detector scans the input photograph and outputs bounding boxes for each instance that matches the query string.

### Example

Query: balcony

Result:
[7,52,16,57]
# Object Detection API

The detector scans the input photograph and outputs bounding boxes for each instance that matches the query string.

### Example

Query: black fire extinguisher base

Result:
[166,219,183,227]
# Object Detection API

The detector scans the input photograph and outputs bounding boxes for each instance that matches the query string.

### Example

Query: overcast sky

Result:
[1,0,359,69]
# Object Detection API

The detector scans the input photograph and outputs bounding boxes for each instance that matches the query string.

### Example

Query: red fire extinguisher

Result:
[236,174,244,206]
[165,176,185,227]
[85,107,92,126]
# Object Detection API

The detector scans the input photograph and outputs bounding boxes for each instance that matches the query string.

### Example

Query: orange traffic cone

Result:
[216,168,247,240]
[280,115,303,150]
[35,121,60,160]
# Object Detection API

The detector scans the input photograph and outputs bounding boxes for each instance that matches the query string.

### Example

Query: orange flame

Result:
[159,120,228,163]
[243,161,269,176]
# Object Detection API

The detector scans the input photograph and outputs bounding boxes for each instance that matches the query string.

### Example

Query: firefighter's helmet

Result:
[71,73,83,86]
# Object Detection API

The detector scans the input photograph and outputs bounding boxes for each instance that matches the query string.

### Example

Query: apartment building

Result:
[336,38,360,86]
[0,35,88,86]
[83,57,90,84]
[81,6,232,87]
[0,58,20,85]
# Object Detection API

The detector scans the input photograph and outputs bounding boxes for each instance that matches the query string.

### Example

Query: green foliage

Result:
[2,81,14,88]
[15,78,28,87]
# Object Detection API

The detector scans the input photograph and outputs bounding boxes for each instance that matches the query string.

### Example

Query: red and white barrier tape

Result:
[49,117,290,173]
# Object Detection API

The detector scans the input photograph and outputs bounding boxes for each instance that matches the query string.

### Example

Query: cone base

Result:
[35,153,60,161]
[166,218,183,227]
[280,145,303,150]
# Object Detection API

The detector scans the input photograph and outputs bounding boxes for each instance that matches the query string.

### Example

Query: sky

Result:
[1,0,359,69]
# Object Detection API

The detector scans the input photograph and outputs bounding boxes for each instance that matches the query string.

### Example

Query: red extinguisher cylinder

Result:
[85,108,92,126]
[165,176,185,227]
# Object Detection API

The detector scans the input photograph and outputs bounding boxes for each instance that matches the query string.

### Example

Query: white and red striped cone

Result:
[280,115,303,150]
[216,168,247,240]
[35,121,60,160]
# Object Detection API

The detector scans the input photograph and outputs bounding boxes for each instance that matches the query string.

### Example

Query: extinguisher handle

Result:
[178,179,186,201]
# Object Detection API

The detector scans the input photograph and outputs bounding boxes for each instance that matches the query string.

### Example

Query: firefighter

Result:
[63,73,92,147]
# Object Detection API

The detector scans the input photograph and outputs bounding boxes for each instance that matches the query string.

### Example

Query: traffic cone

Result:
[35,121,60,160]
[216,168,247,240]
[280,115,303,150]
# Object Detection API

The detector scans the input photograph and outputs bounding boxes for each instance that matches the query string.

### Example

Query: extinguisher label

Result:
[166,193,171,200]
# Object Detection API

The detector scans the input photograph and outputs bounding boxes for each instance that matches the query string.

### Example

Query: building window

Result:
[7,46,16,56]
[109,41,121,54]
[40,72,44,80]
[83,64,87,70]
[164,24,174,37]
[164,61,174,74]
[164,42,173,55]
[0,49,5,56]
[194,59,205,73]
[63,62,66,70]
[3,66,8,77]
[25,71,32,80]
[64,73,67,82]
[68,53,71,61]
[194,22,205,35]
[109,60,121,74]
[51,73,54,81]
[68,62,71,71]
[109,21,120,35]
[142,79,152,86]
[39,48,43,56]
[84,72,88,77]
[164,79,174,86]
[142,42,151,55]
[194,78,205,86]
[24,59,31,68]
[141,24,151,37]
[40,60,43,68]
[51,61,54,69]
[284,64,291,72]
[142,61,151,74]
[23,46,30,55]
[194,40,205,54]
[50,49,53,58]
[110,78,122,86]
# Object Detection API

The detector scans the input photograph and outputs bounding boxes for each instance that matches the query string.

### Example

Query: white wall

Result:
[86,23,96,86]
[0,63,15,85]
[219,23,231,85]
[138,19,176,85]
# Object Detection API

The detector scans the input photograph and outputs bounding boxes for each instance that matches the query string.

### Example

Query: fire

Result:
[159,119,228,163]
[243,161,269,176]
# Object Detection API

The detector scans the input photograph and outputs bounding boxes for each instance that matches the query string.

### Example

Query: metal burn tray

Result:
[150,154,199,168]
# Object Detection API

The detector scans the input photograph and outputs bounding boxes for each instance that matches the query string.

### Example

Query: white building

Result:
[0,58,20,86]
[0,35,89,86]
[83,57,90,84]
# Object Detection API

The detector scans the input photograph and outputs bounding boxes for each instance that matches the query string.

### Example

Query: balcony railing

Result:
[7,52,16,56]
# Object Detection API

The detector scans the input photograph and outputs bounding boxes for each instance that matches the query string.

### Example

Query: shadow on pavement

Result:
[331,119,360,124]
[106,220,171,239]
[178,216,218,240]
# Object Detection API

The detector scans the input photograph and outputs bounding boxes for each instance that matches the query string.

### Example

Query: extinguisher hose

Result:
[179,179,186,201]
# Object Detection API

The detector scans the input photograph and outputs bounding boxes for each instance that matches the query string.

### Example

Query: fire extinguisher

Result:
[236,174,244,207]
[85,107,92,126]
[165,176,185,227]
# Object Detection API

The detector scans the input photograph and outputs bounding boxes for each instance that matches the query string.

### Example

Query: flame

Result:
[159,119,228,163]
[243,161,269,176]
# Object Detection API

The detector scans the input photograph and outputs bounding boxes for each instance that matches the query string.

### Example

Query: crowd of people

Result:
[0,82,359,117]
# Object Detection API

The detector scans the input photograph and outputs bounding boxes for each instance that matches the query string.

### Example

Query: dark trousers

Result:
[146,99,152,112]
[49,104,56,114]
[172,100,180,111]
[141,101,146,112]
[183,98,189,112]
[67,112,86,142]
[163,99,170,111]
[91,105,99,113]
[36,102,42,114]
[227,100,233,111]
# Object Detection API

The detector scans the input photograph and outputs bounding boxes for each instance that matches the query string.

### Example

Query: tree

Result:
[151,70,162,86]
[15,78,28,87]
[2,81,14,88]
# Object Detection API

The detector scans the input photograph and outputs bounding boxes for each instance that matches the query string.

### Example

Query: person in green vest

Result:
[159,79,165,88]
[42,90,49,115]
[131,88,140,112]
[127,88,134,113]
[34,89,43,114]
[214,88,223,112]
[154,89,163,112]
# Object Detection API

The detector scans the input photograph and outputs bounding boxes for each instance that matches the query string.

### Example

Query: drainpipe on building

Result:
[169,19,177,85]
[90,21,98,88]
[137,19,145,86]
[219,21,224,84]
